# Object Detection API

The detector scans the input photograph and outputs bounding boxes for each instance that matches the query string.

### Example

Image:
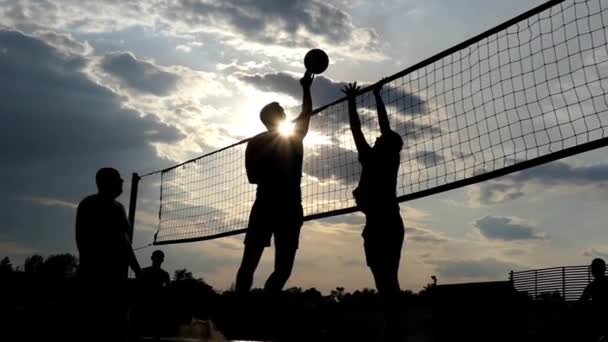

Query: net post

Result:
[127,172,141,242]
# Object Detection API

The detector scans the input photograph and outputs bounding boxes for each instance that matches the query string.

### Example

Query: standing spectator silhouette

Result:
[235,71,315,295]
[580,258,608,341]
[343,81,405,341]
[138,250,170,341]
[75,167,141,342]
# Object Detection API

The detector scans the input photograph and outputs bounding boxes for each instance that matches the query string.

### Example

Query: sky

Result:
[2,0,608,293]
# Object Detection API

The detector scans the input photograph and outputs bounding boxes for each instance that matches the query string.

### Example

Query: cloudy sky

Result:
[2,0,608,293]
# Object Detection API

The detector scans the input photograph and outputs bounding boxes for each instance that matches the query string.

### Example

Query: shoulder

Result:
[247,133,268,152]
[112,200,126,210]
[387,131,403,146]
[78,194,99,210]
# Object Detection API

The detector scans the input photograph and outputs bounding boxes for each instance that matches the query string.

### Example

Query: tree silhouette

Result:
[0,256,13,274]
[330,286,345,303]
[42,254,78,280]
[173,268,194,281]
[24,254,44,274]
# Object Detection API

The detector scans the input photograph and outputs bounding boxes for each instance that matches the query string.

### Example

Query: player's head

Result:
[374,131,403,153]
[96,167,123,199]
[260,102,286,132]
[151,250,165,267]
[591,258,606,279]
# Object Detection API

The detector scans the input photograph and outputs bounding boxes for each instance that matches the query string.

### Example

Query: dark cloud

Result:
[474,216,546,241]
[0,29,182,253]
[468,182,525,206]
[414,150,444,167]
[100,52,180,96]
[165,0,375,47]
[435,258,523,279]
[509,160,608,186]
[237,71,427,114]
[405,226,447,244]
[238,71,342,107]
[0,30,182,166]
[469,160,608,206]
[303,145,360,184]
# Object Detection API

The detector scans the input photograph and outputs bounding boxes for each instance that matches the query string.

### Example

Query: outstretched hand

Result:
[341,82,360,99]
[300,71,314,88]
[373,78,386,96]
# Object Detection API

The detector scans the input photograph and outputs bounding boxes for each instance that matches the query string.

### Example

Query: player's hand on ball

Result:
[341,82,360,99]
[300,71,314,88]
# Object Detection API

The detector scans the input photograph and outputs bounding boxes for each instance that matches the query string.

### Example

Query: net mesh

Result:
[154,0,608,244]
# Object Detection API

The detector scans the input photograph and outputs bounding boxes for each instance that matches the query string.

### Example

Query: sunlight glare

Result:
[278,120,295,136]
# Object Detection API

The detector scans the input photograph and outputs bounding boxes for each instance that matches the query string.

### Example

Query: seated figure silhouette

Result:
[138,250,171,341]
[75,167,142,342]
[580,258,608,341]
[343,81,405,341]
[235,71,315,295]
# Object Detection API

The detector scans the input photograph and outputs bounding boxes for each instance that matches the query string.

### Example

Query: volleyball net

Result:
[147,0,608,245]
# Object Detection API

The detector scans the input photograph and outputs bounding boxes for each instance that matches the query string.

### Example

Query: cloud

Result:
[237,71,427,113]
[405,226,448,244]
[100,52,181,96]
[0,29,182,167]
[21,197,78,209]
[164,0,382,56]
[238,71,343,106]
[1,0,385,61]
[509,160,608,186]
[583,248,608,259]
[466,160,608,206]
[474,216,546,241]
[434,257,523,279]
[415,150,444,167]
[303,145,361,184]
[467,182,525,207]
[175,44,192,53]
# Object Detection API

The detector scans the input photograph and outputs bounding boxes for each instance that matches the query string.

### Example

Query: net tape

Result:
[153,0,608,244]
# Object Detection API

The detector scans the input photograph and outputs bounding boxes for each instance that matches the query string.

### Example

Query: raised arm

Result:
[373,80,392,135]
[245,139,259,184]
[293,71,314,139]
[580,283,592,301]
[342,82,371,157]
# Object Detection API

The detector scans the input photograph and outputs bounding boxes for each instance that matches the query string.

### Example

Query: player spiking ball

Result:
[235,49,327,295]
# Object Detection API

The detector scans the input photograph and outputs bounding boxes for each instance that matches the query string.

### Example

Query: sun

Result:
[278,120,295,136]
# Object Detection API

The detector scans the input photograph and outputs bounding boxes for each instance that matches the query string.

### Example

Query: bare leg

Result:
[236,243,265,293]
[264,245,297,294]
[370,265,402,341]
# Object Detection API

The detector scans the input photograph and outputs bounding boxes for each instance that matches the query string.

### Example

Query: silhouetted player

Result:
[139,250,170,341]
[580,258,608,341]
[343,81,405,341]
[141,250,170,289]
[236,71,314,294]
[75,167,141,342]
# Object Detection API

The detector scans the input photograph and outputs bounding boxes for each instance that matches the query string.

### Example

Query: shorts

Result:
[244,200,303,249]
[363,214,404,269]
